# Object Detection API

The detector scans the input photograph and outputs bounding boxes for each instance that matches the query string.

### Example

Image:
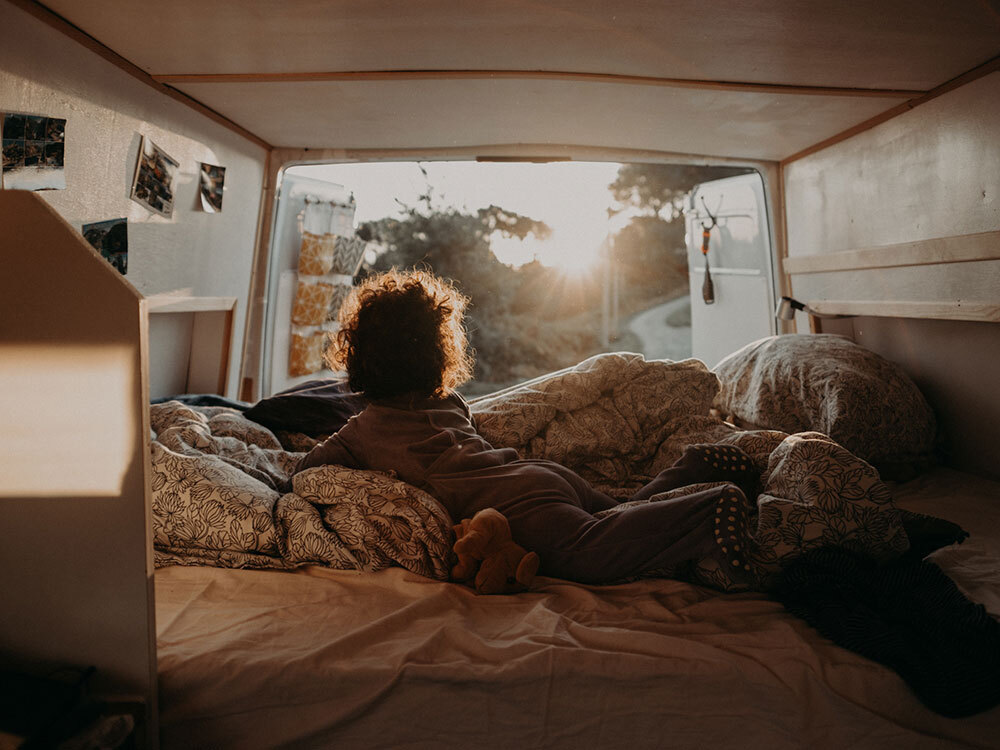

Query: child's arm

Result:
[295,432,358,474]
[278,431,361,494]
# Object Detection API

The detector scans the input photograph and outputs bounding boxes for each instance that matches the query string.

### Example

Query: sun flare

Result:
[491,230,604,276]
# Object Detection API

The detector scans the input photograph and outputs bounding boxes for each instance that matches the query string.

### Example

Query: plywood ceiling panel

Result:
[172,78,903,159]
[40,0,1000,91]
[21,0,1000,159]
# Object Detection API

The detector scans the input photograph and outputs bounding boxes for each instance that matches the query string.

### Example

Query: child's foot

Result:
[679,443,759,498]
[711,485,758,588]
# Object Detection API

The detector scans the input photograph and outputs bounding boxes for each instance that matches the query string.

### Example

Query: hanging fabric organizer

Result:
[288,196,370,377]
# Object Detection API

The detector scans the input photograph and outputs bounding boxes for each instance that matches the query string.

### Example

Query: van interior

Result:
[1,1,998,747]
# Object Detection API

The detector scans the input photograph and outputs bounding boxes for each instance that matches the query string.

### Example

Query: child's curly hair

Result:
[327,269,474,400]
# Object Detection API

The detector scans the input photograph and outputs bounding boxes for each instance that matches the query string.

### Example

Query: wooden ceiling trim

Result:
[781,53,1000,165]
[11,0,273,150]
[269,143,772,171]
[151,69,923,99]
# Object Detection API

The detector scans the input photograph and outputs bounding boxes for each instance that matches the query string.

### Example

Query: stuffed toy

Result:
[451,508,540,595]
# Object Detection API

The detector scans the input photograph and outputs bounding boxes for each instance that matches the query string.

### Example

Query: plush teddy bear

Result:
[451,508,540,595]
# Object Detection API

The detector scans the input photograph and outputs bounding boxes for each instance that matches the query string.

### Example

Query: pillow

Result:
[243,377,367,437]
[713,334,936,478]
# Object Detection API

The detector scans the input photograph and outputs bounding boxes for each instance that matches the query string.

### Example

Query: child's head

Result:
[328,269,473,400]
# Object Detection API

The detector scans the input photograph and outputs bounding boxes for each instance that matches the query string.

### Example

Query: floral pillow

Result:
[713,334,936,478]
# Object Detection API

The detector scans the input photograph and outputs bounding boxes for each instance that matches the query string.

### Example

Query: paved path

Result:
[626,295,692,361]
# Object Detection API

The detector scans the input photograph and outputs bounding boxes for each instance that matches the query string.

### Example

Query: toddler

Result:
[295,270,757,585]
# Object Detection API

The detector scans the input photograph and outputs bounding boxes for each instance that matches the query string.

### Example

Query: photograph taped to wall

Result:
[130,136,179,217]
[1,112,66,191]
[82,218,128,275]
[199,162,225,212]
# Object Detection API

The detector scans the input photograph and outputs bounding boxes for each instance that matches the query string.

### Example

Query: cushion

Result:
[243,377,367,437]
[712,334,936,478]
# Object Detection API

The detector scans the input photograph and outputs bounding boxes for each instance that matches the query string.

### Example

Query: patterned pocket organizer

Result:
[289,330,327,376]
[291,280,335,326]
[298,232,336,275]
[326,283,354,322]
[330,236,367,275]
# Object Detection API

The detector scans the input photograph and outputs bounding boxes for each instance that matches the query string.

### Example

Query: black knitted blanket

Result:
[772,546,1000,718]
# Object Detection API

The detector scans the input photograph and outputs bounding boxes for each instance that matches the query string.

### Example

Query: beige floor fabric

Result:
[155,467,1000,750]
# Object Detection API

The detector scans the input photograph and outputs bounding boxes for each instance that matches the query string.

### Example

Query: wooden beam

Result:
[809,299,1000,323]
[6,0,273,151]
[785,230,1000,275]
[151,69,923,99]
[781,53,1000,165]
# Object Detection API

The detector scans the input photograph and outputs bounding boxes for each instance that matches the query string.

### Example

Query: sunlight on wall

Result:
[0,344,135,497]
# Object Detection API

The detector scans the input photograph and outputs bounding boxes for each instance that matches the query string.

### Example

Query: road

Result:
[626,295,692,361]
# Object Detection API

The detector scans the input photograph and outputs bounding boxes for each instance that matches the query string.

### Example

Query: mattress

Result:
[155,467,1000,749]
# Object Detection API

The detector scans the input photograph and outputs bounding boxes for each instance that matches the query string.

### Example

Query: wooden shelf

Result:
[809,299,1000,323]
[146,295,236,313]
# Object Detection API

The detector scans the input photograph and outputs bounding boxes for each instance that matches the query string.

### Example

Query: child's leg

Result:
[505,483,746,584]
[630,443,759,504]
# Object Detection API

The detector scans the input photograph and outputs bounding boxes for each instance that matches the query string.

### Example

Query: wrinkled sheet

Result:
[156,467,1000,750]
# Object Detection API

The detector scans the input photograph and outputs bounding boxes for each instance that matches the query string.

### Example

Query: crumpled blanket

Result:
[150,353,917,590]
[470,352,735,497]
[150,402,453,579]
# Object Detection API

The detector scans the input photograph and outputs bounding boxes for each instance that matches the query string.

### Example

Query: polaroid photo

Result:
[199,163,225,212]
[2,112,67,190]
[130,136,179,217]
[82,217,128,275]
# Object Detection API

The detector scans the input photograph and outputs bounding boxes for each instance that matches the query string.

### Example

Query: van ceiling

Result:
[34,0,1000,161]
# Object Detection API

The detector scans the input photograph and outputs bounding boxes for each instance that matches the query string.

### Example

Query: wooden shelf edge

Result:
[785,230,1000,275]
[809,299,1000,323]
[146,295,237,313]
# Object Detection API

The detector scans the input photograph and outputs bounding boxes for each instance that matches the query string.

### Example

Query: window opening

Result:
[263,161,757,397]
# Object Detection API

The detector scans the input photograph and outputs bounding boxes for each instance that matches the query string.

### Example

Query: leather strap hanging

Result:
[700,197,719,305]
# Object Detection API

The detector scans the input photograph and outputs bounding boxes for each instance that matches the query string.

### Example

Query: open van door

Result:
[684,172,777,368]
[261,171,355,397]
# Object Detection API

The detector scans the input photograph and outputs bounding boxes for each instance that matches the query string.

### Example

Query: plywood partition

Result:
[782,72,1000,479]
[0,192,157,744]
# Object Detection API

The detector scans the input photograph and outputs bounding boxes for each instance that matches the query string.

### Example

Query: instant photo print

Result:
[130,136,179,217]
[2,112,67,190]
[199,162,226,212]
[82,217,128,275]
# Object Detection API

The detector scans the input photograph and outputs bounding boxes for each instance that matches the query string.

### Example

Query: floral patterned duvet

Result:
[150,353,914,589]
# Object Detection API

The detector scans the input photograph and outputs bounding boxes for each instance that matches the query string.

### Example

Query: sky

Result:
[286,161,633,273]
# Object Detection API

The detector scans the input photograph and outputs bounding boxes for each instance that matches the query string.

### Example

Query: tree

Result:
[610,215,687,298]
[604,163,753,303]
[357,193,598,386]
[609,163,753,220]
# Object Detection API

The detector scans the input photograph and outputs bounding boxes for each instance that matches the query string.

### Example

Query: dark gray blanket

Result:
[773,544,1000,718]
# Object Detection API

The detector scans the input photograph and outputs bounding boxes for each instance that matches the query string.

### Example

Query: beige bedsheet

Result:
[155,468,1000,750]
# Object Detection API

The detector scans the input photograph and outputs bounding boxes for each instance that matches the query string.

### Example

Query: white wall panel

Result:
[785,73,1000,257]
[783,73,1000,478]
[0,3,268,397]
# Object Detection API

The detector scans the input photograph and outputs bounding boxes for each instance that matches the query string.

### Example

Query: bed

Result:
[150,343,1000,749]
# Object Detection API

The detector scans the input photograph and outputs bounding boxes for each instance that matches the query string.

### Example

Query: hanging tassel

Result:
[702,254,715,304]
